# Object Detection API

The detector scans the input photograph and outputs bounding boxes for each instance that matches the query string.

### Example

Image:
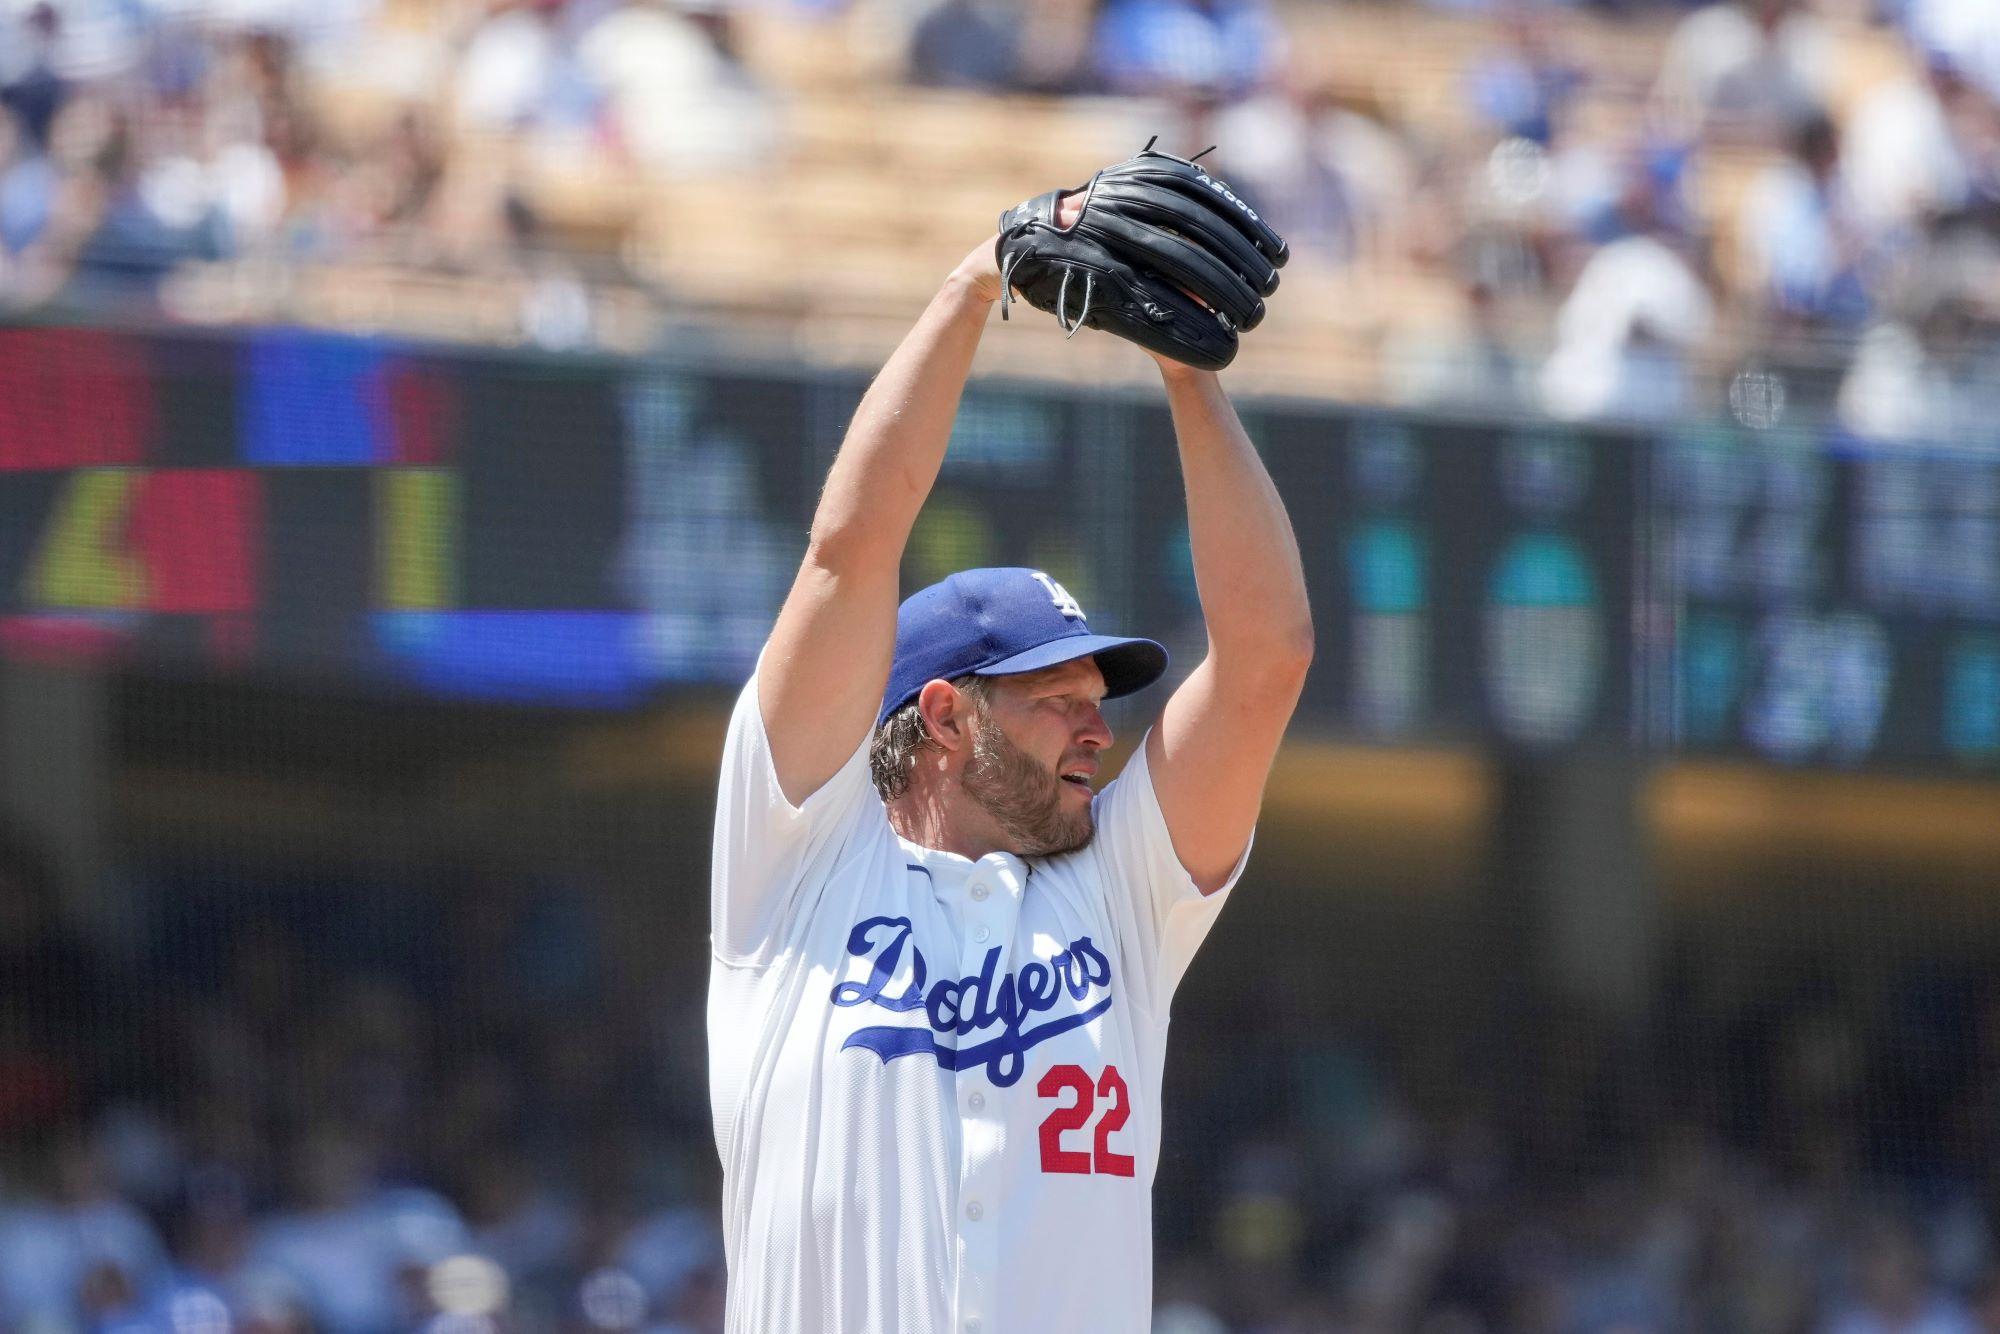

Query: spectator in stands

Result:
[452,0,598,137]
[1651,0,1831,141]
[1208,79,1415,264]
[1838,259,2000,443]
[615,1203,727,1327]
[1092,0,1281,101]
[1737,111,1873,327]
[0,1130,172,1330]
[249,1128,426,1334]
[1019,0,1106,92]
[1539,163,1716,420]
[460,1149,581,1319]
[0,106,57,272]
[159,1167,269,1322]
[0,97,227,312]
[1906,0,2000,105]
[1464,6,1587,148]
[908,0,1025,90]
[578,0,779,176]
[909,0,1099,92]
[1835,33,2000,444]
[1384,252,1537,411]
[1154,1298,1230,1334]
[337,107,444,255]
[1842,46,1978,241]
[0,3,66,151]
[1824,1214,1980,1334]
[57,1131,173,1296]
[174,28,299,252]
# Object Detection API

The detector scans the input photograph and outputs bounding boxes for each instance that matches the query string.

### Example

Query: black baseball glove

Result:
[995,140,1288,371]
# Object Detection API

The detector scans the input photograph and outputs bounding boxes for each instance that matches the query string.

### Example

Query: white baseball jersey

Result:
[708,670,1249,1333]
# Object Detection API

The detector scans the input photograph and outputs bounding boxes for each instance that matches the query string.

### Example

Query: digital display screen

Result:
[0,325,1994,774]
[1641,425,2000,771]
[1127,408,1635,751]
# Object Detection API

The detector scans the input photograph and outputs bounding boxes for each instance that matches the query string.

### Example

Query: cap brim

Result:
[975,634,1169,700]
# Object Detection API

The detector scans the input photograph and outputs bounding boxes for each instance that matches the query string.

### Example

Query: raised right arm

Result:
[758,242,1005,805]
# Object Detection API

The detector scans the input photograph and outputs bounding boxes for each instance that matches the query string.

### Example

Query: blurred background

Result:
[2,0,2000,1330]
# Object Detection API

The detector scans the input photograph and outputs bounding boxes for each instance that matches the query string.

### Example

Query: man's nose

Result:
[1077,707,1112,750]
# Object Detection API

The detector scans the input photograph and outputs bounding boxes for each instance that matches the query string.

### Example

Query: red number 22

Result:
[1036,1064,1135,1177]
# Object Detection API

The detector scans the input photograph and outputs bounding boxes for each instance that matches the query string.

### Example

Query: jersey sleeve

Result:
[710,667,878,966]
[1087,728,1251,1016]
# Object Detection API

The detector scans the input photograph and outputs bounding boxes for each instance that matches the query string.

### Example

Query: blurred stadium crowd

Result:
[8,813,2000,1334]
[1,0,1998,422]
[0,828,727,1333]
[1152,960,2000,1334]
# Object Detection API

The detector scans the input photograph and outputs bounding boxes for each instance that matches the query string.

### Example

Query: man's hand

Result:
[975,194,1086,306]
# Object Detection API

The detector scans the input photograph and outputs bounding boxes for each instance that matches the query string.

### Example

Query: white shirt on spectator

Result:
[576,4,777,174]
[455,7,562,129]
[1540,234,1714,422]
[1843,77,1968,236]
[1651,2,1831,130]
[1908,0,2000,103]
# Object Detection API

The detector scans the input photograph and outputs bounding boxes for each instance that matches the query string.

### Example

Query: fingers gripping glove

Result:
[995,140,1289,371]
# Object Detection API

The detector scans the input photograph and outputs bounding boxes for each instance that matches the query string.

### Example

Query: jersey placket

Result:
[950,854,1026,1334]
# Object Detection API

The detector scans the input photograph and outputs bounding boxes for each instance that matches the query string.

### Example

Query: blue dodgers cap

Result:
[877,568,1168,728]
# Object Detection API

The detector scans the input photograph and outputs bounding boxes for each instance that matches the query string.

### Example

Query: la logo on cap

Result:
[1030,571,1085,621]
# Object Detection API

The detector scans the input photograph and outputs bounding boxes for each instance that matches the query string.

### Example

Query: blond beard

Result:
[961,712,1095,857]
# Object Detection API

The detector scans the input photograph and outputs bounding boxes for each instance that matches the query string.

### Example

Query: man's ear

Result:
[916,679,976,752]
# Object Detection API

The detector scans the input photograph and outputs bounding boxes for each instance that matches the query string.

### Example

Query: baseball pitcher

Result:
[709,146,1309,1332]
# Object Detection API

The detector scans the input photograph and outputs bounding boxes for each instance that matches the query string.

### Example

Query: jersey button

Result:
[965,1320,982,1334]
[965,1200,983,1221]
[968,1091,985,1111]
[973,925,990,943]
[970,884,989,902]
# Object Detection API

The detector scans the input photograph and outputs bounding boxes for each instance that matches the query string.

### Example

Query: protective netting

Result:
[0,325,1998,1333]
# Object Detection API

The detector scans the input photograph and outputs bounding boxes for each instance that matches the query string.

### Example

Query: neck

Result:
[885,770,1012,861]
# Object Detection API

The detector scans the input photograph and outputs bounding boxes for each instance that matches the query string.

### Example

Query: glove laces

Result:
[999,248,1020,321]
[1055,265,1095,337]
[999,250,1094,334]
[1001,168,1107,331]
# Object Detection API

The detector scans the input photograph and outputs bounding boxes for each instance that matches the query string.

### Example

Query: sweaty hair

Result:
[869,675,991,801]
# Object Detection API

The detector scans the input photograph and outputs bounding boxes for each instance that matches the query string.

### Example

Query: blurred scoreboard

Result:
[1643,426,2000,771]
[1127,408,1639,752]
[0,326,1994,775]
[1126,407,1998,773]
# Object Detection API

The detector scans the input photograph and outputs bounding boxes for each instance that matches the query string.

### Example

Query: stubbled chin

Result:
[1029,799,1095,858]
[1042,818,1095,858]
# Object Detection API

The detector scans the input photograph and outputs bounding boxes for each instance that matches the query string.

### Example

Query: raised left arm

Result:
[1146,364,1313,893]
